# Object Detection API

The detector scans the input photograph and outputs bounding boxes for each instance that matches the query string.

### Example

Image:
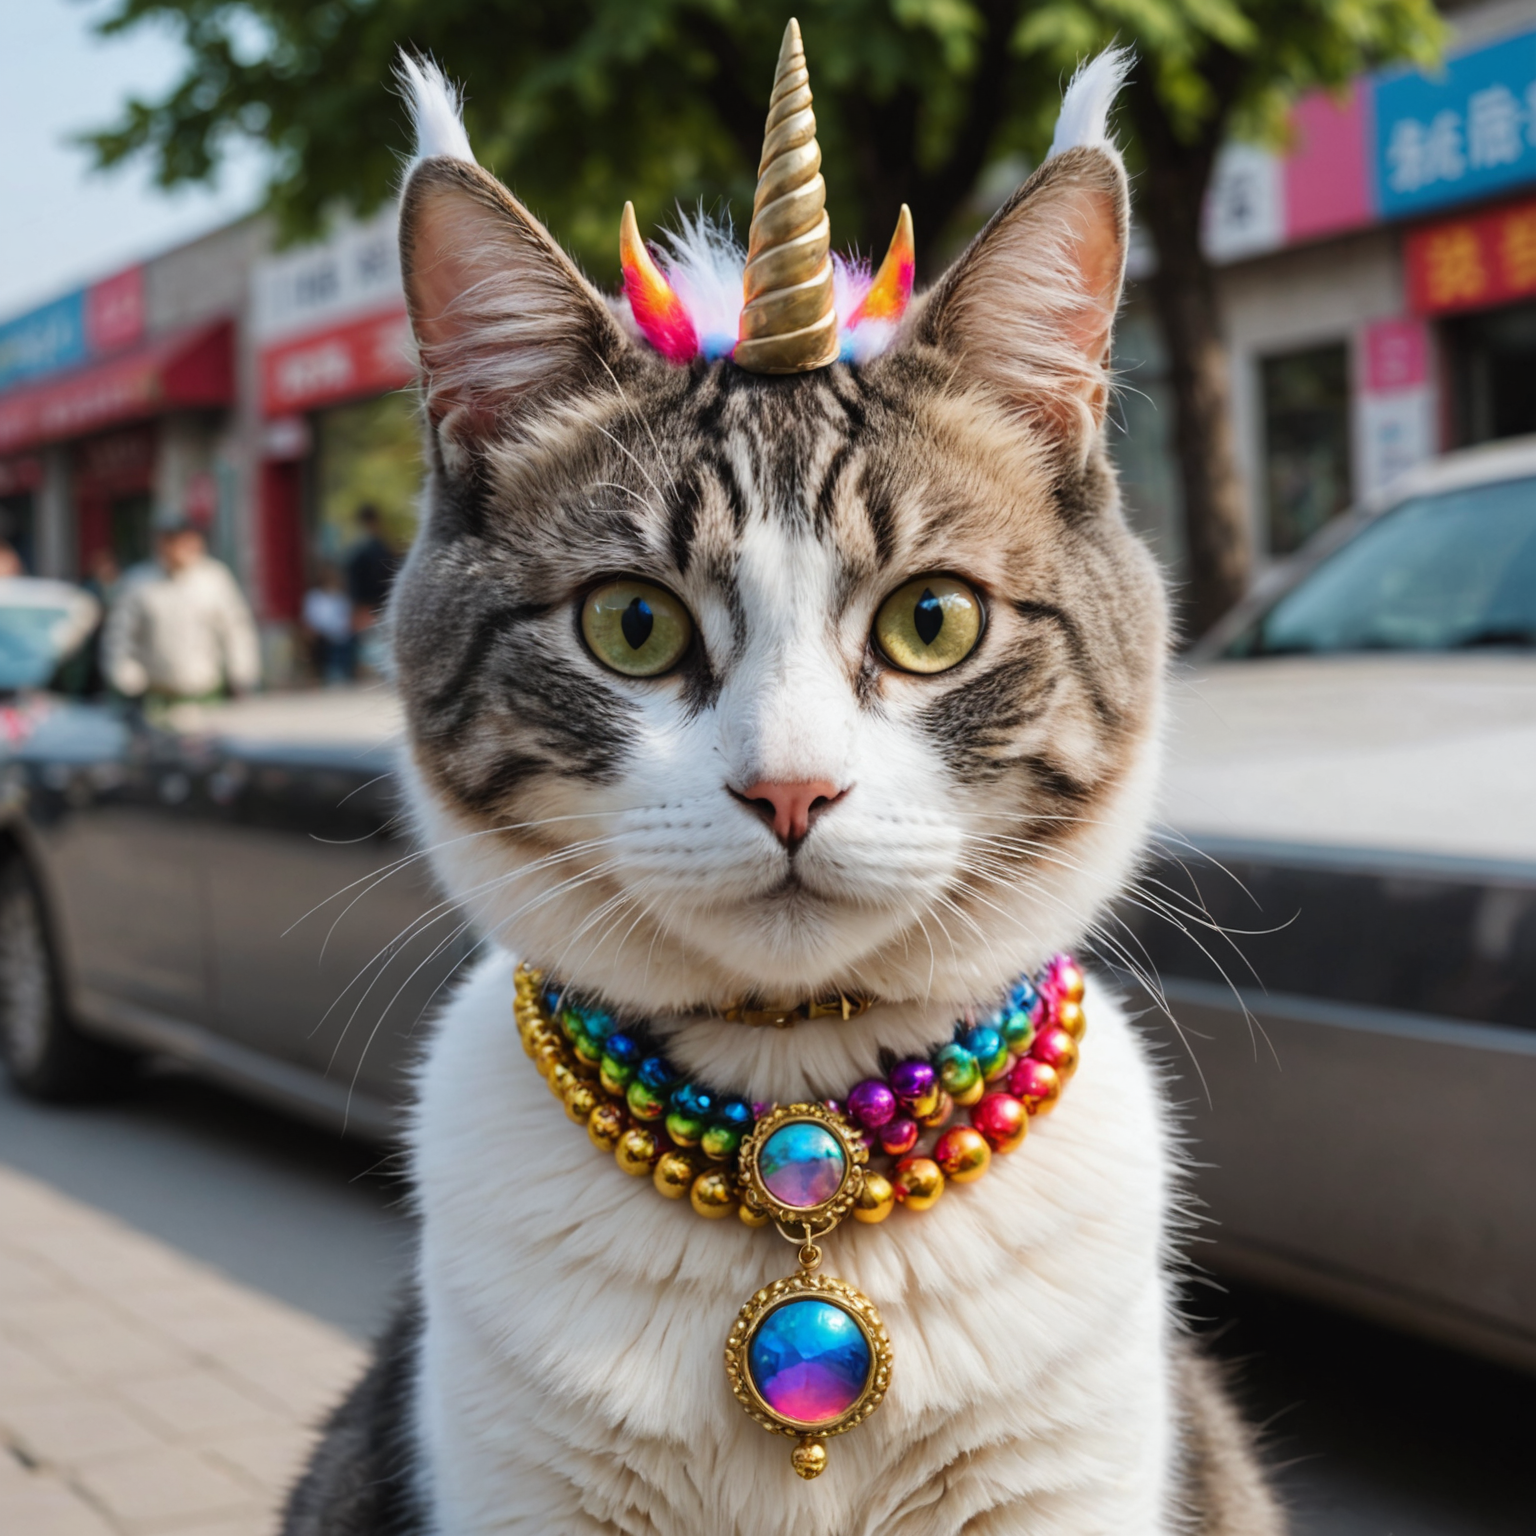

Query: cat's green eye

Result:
[873,575,983,675]
[581,579,694,678]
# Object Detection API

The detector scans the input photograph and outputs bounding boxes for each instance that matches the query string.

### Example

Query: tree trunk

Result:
[1126,70,1252,640]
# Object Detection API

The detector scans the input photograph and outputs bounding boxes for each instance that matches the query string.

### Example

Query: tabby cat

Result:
[283,43,1284,1536]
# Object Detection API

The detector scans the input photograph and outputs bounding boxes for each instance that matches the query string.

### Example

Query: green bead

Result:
[572,1032,603,1069]
[627,1079,667,1121]
[559,1007,584,1042]
[1001,1008,1036,1053]
[700,1123,743,1162]
[977,1039,1010,1081]
[600,1056,635,1096]
[665,1111,707,1147]
[935,1043,980,1097]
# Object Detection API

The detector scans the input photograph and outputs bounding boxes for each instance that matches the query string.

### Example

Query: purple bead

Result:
[846,1079,896,1129]
[878,1116,919,1157]
[752,1101,774,1121]
[888,1059,936,1107]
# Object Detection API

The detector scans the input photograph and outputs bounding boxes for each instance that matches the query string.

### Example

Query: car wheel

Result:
[0,859,133,1100]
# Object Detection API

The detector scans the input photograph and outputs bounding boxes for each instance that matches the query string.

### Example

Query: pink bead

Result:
[847,1079,897,1129]
[877,1116,919,1157]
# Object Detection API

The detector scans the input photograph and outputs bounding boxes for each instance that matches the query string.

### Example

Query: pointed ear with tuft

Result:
[913,147,1128,462]
[400,158,631,451]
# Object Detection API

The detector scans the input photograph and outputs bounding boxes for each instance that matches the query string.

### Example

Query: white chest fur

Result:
[411,951,1180,1535]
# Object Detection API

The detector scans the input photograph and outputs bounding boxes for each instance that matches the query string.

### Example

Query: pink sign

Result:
[1362,318,1429,394]
[85,266,146,354]
[1284,87,1373,243]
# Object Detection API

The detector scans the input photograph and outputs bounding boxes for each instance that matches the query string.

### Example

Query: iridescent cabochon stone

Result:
[759,1121,846,1209]
[748,1299,871,1425]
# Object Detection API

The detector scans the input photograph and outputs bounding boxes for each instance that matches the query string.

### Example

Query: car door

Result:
[196,692,468,1111]
[19,698,213,1030]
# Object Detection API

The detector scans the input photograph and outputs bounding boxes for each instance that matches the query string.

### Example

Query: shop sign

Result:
[1374,29,1536,220]
[259,306,414,416]
[1403,194,1536,313]
[252,207,403,344]
[0,267,145,393]
[1354,317,1436,500]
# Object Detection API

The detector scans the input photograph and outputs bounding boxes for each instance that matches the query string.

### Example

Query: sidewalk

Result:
[0,1163,367,1536]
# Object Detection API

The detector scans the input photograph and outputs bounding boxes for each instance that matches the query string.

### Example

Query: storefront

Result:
[1119,8,1536,573]
[0,257,239,583]
[252,209,418,623]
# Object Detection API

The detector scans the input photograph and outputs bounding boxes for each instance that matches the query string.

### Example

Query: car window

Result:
[1230,474,1536,655]
[0,606,81,691]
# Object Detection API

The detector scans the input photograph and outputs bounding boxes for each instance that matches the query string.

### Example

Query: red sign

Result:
[0,321,232,456]
[1405,196,1536,316]
[259,305,413,417]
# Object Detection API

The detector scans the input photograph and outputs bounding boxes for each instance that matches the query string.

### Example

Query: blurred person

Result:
[83,546,122,608]
[0,541,24,578]
[302,563,356,684]
[102,521,260,704]
[346,504,398,625]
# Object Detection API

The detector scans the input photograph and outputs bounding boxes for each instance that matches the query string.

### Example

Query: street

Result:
[2,1067,1531,1533]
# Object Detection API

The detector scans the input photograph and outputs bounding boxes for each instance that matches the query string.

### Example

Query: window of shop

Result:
[1446,299,1536,447]
[311,391,422,568]
[1261,342,1352,556]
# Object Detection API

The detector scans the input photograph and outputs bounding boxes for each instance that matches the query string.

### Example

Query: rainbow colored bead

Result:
[759,1121,847,1209]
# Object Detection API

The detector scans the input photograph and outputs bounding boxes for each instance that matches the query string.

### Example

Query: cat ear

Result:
[396,61,629,448]
[913,53,1130,460]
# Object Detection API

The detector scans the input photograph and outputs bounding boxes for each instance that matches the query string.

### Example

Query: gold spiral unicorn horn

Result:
[734,18,839,374]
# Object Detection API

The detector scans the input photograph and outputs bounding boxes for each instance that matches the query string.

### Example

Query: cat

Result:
[283,44,1284,1536]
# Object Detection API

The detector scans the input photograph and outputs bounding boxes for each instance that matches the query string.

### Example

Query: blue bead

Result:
[961,1026,1003,1062]
[714,1097,752,1130]
[638,1055,677,1090]
[671,1083,714,1117]
[1010,976,1040,1015]
[541,987,563,1015]
[580,1007,616,1041]
[604,1032,640,1067]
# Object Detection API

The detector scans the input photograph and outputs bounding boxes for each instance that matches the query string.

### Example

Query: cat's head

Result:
[390,52,1167,1017]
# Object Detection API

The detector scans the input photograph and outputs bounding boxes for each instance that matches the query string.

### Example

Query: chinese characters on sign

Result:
[1376,32,1536,217]
[1405,196,1536,313]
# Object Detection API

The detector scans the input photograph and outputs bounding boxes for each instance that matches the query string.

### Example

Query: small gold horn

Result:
[734,18,839,375]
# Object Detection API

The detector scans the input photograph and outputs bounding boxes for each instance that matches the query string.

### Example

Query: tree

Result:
[87,0,1440,634]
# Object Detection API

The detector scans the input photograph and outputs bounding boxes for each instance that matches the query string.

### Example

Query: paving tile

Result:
[75,1444,261,1525]
[0,1474,119,1536]
[116,1367,284,1440]
[0,1332,77,1409]
[216,1347,363,1421]
[0,1246,59,1303]
[4,1392,163,1463]
[203,1424,315,1494]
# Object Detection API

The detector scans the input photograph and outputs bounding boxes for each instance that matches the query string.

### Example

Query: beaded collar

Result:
[514,954,1086,1481]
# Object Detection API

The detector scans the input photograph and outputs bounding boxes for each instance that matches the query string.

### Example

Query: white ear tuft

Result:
[1048,46,1133,159]
[397,53,476,166]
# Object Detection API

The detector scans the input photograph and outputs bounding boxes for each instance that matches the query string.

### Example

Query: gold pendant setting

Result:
[726,1104,893,1478]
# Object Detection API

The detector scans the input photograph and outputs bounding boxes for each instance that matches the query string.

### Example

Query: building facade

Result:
[1119,0,1536,578]
[2,1,1534,669]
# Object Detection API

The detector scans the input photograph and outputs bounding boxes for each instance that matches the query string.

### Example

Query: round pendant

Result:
[725,1271,893,1476]
[738,1102,867,1228]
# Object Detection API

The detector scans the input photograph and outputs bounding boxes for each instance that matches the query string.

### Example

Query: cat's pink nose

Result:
[736,780,845,848]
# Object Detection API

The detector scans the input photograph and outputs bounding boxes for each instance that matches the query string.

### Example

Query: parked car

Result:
[0,578,460,1139]
[1131,435,1536,1373]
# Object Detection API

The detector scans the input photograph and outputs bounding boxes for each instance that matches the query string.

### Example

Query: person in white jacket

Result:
[102,522,261,702]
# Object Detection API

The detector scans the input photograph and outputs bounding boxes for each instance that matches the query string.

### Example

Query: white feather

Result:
[1048,45,1133,159]
[659,209,745,361]
[398,53,476,166]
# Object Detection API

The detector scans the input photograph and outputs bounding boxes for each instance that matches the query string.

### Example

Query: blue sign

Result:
[1373,29,1536,218]
[0,291,88,394]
